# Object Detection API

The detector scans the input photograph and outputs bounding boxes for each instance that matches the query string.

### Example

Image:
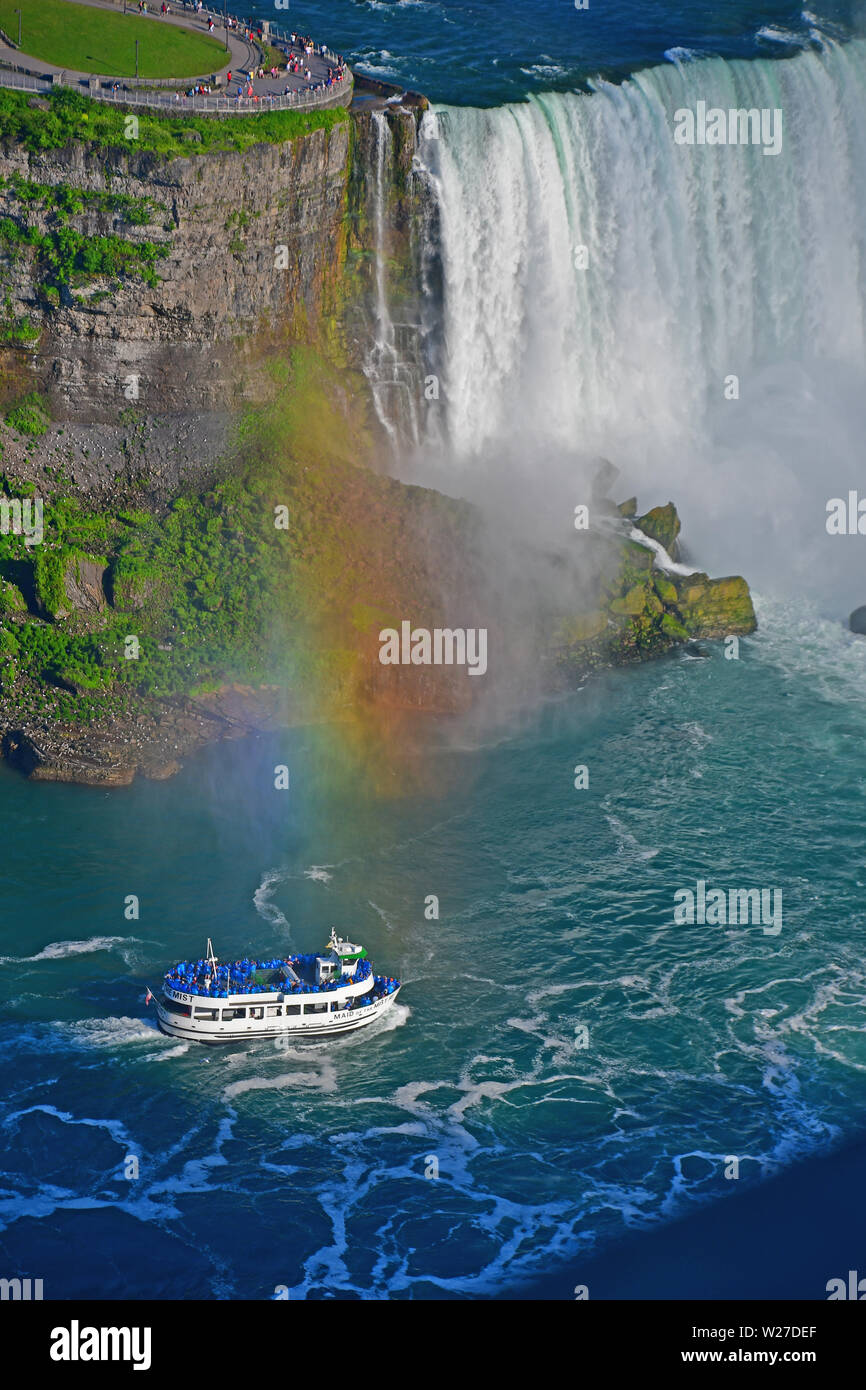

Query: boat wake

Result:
[0,936,142,966]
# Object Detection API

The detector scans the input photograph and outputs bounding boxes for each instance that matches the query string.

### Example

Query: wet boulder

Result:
[850,605,866,635]
[635,502,681,557]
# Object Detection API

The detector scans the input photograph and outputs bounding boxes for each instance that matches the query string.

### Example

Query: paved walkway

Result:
[0,0,351,111]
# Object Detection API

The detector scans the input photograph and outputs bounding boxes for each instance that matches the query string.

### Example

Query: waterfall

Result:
[364,110,421,451]
[408,36,866,601]
[417,38,866,461]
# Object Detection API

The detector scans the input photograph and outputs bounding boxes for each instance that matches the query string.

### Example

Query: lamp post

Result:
[135,37,139,78]
[14,8,21,48]
[224,0,228,53]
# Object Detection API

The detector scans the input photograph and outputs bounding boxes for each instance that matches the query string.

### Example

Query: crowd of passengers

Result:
[164,955,380,998]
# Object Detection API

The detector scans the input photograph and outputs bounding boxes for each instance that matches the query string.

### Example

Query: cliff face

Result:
[0,122,352,422]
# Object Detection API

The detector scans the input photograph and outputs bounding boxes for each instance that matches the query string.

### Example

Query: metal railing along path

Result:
[92,76,352,112]
[0,67,353,113]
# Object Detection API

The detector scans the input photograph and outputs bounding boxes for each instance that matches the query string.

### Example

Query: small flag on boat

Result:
[145,989,153,1006]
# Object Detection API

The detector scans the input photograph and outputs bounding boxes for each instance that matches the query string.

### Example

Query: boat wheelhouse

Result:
[153,931,402,1043]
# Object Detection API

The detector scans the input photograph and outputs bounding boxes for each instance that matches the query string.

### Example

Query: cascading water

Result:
[364,110,422,451]
[418,37,866,458]
[407,36,866,603]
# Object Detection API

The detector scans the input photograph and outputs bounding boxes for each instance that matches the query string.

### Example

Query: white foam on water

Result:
[750,594,866,706]
[304,865,334,883]
[367,900,392,926]
[221,1004,410,1101]
[369,1001,411,1035]
[145,1041,190,1061]
[603,813,661,863]
[1,1016,178,1057]
[520,64,569,79]
[223,1056,338,1101]
[60,1016,172,1049]
[284,1117,608,1298]
[391,1078,447,1114]
[2,1103,130,1147]
[664,47,703,64]
[253,867,291,932]
[0,936,141,965]
[755,25,812,47]
[354,57,401,78]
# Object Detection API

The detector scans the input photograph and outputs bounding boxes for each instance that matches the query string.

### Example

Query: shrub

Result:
[4,392,50,437]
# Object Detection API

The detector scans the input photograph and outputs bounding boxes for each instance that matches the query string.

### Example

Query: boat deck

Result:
[164,951,393,1001]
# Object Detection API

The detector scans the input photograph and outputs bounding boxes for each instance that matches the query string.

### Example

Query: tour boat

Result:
[152,932,402,1043]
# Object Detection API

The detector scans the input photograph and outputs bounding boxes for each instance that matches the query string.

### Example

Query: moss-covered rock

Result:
[0,659,15,692]
[108,557,164,613]
[45,664,107,697]
[604,538,654,598]
[32,549,108,620]
[635,502,681,556]
[34,550,69,620]
[610,581,662,617]
[660,610,690,641]
[554,499,756,681]
[0,578,27,614]
[653,572,678,606]
[672,573,756,638]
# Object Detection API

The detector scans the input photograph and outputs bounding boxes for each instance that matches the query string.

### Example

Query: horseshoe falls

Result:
[415,38,866,602]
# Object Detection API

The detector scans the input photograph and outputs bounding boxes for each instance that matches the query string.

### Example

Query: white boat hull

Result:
[155,986,401,1044]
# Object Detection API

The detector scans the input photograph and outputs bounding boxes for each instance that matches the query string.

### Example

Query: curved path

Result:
[0,0,351,113]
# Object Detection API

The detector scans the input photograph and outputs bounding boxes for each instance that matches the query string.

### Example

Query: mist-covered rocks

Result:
[554,502,755,679]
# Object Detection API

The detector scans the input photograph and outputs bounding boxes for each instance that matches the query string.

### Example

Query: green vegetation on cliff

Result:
[0,214,169,293]
[0,87,348,159]
[0,347,360,718]
[5,390,49,436]
[0,391,757,729]
[0,344,476,724]
[0,471,305,716]
[0,173,158,225]
[0,171,170,302]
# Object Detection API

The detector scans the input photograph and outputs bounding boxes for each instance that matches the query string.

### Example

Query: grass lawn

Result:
[0,0,226,78]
